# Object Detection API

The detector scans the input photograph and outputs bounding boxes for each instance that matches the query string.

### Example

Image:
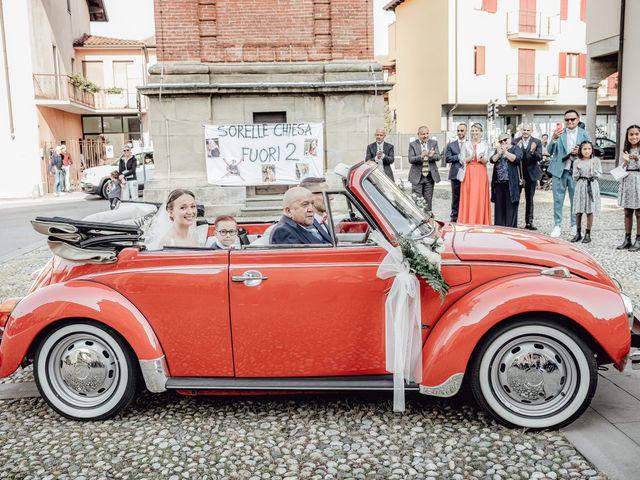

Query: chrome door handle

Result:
[231,270,268,286]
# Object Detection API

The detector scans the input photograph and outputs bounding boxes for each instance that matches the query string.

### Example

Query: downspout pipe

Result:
[0,0,15,139]
[614,0,625,164]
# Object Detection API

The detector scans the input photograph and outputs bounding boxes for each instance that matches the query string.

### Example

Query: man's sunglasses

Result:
[456,129,466,132]
[499,139,509,143]
[564,117,578,122]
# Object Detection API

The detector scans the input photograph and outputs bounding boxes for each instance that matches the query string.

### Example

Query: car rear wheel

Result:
[34,322,138,421]
[100,180,112,199]
[470,320,597,429]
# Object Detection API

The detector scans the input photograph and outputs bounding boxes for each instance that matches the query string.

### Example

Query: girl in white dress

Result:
[617,125,640,251]
[571,141,602,244]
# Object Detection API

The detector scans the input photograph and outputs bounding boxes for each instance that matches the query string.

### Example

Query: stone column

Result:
[585,82,600,141]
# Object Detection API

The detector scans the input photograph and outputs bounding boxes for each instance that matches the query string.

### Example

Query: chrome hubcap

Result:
[490,335,578,417]
[49,333,120,407]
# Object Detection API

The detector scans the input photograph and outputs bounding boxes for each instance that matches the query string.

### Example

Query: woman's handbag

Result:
[610,165,628,181]
[456,165,466,182]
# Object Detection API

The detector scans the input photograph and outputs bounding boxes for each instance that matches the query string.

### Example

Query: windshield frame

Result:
[360,166,436,240]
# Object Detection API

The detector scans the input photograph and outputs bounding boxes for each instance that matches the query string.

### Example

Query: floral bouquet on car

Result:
[396,233,449,302]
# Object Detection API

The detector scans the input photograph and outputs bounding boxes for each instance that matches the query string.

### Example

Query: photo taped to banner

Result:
[204,123,324,186]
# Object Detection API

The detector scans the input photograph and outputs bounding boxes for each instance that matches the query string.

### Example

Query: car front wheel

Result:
[34,322,138,421]
[100,180,112,199]
[470,320,597,429]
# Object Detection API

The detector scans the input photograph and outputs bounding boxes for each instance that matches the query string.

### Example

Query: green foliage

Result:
[397,233,450,303]
[68,73,101,93]
[104,87,124,94]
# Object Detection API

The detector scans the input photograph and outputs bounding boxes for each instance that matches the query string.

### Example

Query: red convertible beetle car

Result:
[0,162,638,428]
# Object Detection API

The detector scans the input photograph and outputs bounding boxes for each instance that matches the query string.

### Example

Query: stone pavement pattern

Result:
[1,186,638,479]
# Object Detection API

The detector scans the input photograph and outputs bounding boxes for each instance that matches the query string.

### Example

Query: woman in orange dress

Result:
[458,123,492,224]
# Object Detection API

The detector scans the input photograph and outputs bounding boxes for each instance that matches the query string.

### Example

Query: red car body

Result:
[0,163,636,428]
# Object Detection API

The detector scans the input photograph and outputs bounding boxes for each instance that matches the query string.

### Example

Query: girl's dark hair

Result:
[624,124,640,153]
[166,188,196,211]
[579,140,594,159]
[110,170,119,179]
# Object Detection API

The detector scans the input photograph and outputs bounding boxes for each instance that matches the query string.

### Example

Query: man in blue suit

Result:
[270,186,332,245]
[547,109,591,238]
[445,123,467,221]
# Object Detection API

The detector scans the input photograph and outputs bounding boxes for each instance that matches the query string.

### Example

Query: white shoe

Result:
[53,192,59,197]
[570,225,577,236]
[550,226,561,238]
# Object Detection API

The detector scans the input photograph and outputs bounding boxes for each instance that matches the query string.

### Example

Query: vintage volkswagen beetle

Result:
[0,162,637,428]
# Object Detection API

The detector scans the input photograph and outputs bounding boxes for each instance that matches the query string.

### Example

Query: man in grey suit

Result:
[408,125,441,212]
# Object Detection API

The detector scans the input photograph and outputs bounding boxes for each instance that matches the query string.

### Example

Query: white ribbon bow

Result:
[371,231,423,412]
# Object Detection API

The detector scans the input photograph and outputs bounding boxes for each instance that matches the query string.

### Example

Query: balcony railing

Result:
[33,74,96,108]
[506,74,559,100]
[506,11,560,41]
[94,91,141,110]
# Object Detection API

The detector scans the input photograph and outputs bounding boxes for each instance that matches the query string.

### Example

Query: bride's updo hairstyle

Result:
[165,188,196,219]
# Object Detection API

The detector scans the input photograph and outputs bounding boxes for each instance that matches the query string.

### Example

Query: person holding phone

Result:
[547,110,592,238]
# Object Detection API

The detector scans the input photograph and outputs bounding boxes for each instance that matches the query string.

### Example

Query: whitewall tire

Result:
[34,322,138,420]
[470,321,597,429]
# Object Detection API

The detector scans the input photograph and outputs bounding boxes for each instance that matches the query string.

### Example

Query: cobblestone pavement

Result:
[1,187,637,479]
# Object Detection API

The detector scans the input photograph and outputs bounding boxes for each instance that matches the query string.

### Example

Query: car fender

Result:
[0,280,165,378]
[420,273,630,394]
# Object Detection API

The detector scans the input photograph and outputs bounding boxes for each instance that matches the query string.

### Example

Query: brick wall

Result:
[153,0,374,62]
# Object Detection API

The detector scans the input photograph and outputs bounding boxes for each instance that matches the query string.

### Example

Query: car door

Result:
[97,249,234,377]
[229,243,390,378]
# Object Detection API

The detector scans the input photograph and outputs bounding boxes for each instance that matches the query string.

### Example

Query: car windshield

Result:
[361,168,435,239]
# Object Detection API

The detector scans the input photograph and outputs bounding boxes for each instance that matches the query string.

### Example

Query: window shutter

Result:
[560,0,568,20]
[475,46,486,75]
[558,52,567,78]
[580,0,586,21]
[482,0,497,13]
[578,53,587,79]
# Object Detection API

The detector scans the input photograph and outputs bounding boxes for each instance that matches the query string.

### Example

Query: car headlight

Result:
[621,292,635,328]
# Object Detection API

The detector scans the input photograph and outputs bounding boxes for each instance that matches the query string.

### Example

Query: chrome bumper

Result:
[139,356,168,392]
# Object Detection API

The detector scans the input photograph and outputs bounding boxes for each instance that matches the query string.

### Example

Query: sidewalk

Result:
[0,191,89,210]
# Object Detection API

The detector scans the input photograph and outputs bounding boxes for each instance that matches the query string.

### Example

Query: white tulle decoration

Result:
[371,230,423,412]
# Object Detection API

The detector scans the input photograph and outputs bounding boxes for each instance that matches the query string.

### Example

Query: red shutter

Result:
[580,0,586,21]
[560,0,568,20]
[578,53,587,79]
[482,0,497,13]
[558,52,567,78]
[475,46,486,75]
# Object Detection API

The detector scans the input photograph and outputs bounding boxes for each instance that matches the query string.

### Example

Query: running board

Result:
[166,375,419,391]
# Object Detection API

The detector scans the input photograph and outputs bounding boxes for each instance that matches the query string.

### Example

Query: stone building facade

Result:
[140,0,391,215]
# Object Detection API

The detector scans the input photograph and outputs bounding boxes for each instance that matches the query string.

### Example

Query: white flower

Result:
[419,237,435,246]
[425,250,442,267]
[416,243,431,257]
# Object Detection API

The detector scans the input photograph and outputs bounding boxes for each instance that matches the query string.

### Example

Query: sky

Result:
[92,0,395,55]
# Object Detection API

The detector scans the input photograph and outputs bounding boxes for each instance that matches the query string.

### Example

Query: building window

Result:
[560,0,568,20]
[253,111,287,124]
[481,0,497,13]
[474,46,486,76]
[82,61,104,87]
[559,52,586,78]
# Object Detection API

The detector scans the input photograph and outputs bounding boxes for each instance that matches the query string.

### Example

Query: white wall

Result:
[454,0,586,106]
[0,0,41,198]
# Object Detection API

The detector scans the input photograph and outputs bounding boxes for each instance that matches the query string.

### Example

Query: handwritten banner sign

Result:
[204,123,324,186]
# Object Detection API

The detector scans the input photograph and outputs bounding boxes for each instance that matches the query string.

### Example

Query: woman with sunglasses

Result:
[458,123,491,225]
[490,133,524,227]
[211,215,240,250]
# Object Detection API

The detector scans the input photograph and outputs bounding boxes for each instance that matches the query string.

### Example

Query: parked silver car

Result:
[81,151,154,199]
